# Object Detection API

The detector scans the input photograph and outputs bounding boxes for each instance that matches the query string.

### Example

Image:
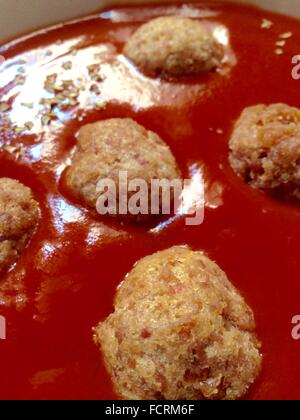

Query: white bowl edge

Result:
[0,0,300,43]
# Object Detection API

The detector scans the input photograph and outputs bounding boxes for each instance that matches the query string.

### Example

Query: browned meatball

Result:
[123,16,223,78]
[95,246,262,400]
[65,118,181,221]
[229,103,300,201]
[0,178,40,273]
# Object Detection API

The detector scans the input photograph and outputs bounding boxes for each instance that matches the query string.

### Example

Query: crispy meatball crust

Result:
[123,16,223,78]
[0,178,40,273]
[95,246,262,400]
[229,103,300,201]
[65,118,181,220]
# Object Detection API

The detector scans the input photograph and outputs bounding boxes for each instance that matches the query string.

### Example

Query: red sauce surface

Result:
[0,1,300,400]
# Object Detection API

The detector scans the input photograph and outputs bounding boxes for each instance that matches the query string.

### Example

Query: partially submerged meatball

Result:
[229,103,300,201]
[123,16,223,78]
[0,178,40,273]
[95,246,262,400]
[65,118,181,221]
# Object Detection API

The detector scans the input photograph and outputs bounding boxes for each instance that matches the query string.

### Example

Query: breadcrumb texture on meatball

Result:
[95,246,262,400]
[123,16,223,78]
[229,103,300,201]
[0,178,39,273]
[65,118,181,219]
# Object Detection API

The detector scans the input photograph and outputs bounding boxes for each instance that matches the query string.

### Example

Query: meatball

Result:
[229,103,300,201]
[65,118,181,221]
[123,16,223,78]
[0,178,40,273]
[95,246,262,400]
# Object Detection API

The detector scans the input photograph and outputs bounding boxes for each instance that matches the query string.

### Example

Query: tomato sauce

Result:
[0,1,300,400]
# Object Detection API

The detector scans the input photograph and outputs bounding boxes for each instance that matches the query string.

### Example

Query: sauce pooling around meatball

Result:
[95,246,262,400]
[1,0,300,401]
